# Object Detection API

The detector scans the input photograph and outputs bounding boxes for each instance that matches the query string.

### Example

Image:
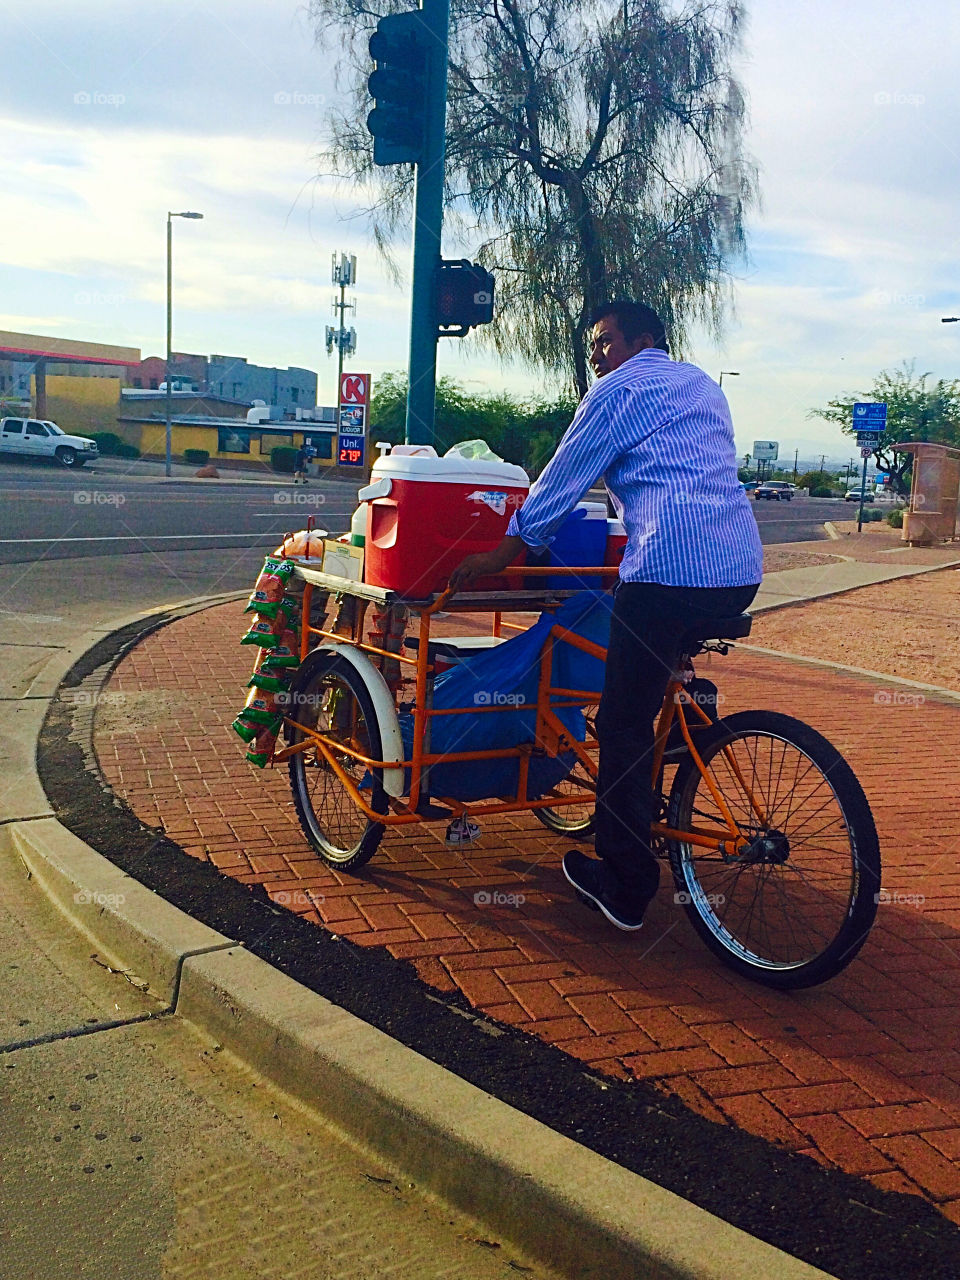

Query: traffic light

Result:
[367,11,430,166]
[436,259,495,337]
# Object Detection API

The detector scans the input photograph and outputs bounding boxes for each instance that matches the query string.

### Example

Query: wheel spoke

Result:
[670,719,878,982]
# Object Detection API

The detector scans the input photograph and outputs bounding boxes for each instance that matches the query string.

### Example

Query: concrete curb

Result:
[5,818,234,1006]
[9,595,837,1280]
[178,946,831,1280]
[751,553,960,614]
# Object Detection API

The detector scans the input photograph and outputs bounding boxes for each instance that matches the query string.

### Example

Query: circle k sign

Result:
[340,373,369,405]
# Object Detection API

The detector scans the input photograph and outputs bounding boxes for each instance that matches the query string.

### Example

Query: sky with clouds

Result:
[2,0,959,464]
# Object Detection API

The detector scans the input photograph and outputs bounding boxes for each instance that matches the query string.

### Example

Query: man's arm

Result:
[449,388,628,589]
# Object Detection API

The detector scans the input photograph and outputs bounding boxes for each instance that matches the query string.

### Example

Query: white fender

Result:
[314,642,406,798]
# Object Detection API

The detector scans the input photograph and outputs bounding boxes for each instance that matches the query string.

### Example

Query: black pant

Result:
[594,580,759,906]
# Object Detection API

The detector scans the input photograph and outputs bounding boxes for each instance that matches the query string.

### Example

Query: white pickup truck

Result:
[0,416,99,468]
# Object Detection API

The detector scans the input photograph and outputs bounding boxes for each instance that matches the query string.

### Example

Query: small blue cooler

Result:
[547,502,608,589]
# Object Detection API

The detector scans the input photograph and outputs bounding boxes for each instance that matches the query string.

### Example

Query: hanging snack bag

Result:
[231,714,260,743]
[241,614,282,648]
[246,720,281,769]
[244,557,296,617]
[248,660,291,695]
[262,630,300,670]
[240,685,283,725]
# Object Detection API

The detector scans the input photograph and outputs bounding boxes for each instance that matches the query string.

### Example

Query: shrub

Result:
[183,448,210,466]
[810,486,834,498]
[90,431,140,459]
[870,508,884,521]
[271,445,299,473]
[887,507,904,528]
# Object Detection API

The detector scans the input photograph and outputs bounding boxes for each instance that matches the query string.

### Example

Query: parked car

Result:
[755,481,793,501]
[0,417,99,467]
[844,485,876,502]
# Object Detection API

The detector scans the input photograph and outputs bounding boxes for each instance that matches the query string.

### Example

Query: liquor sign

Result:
[338,372,372,468]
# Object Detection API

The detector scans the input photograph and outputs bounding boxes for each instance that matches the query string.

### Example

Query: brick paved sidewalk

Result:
[95,600,960,1223]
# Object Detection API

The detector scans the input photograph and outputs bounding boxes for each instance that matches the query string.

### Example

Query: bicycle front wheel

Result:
[286,650,386,871]
[666,710,880,989]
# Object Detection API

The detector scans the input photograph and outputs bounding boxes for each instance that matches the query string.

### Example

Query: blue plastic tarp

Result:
[395,590,612,802]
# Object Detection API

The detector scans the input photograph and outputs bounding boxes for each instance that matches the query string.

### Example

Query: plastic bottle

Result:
[350,506,366,547]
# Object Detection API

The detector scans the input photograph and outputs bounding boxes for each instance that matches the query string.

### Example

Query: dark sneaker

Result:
[562,849,647,931]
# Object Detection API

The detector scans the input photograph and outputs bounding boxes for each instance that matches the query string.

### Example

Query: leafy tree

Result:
[797,469,834,491]
[810,362,960,495]
[311,0,757,395]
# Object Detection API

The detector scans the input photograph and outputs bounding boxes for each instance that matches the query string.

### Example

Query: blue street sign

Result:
[853,402,887,430]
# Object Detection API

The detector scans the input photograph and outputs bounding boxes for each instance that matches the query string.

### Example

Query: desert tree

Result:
[311,0,756,395]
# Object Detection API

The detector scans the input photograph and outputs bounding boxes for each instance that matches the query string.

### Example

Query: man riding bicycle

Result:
[450,300,763,932]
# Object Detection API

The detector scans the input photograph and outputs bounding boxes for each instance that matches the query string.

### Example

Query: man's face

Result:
[589,315,653,378]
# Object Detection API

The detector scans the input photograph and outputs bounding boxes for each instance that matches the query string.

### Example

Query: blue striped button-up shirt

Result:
[506,348,763,588]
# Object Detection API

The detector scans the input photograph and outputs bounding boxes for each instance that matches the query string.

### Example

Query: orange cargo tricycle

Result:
[273,561,880,990]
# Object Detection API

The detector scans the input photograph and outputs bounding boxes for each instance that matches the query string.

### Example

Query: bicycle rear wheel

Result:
[666,710,880,989]
[286,650,386,871]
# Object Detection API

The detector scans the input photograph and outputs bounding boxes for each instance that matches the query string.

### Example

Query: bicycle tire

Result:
[666,710,880,989]
[533,765,595,840]
[286,650,386,872]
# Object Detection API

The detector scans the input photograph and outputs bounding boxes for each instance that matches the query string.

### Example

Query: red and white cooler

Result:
[359,452,529,597]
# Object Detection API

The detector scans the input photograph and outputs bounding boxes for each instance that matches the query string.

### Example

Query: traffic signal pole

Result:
[404,0,450,445]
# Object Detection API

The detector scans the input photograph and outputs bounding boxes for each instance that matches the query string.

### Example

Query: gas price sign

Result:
[337,372,371,469]
[338,435,365,466]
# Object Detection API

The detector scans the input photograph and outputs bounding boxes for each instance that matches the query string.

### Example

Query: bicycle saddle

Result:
[679,613,752,646]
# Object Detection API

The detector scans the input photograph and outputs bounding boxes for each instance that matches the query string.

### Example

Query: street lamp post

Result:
[165,211,204,478]
[719,370,740,389]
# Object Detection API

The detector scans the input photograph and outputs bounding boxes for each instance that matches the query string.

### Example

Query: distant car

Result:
[0,417,99,468]
[845,485,876,502]
[741,480,758,492]
[755,481,793,501]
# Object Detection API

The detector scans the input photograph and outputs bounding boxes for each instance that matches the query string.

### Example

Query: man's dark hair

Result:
[589,300,669,352]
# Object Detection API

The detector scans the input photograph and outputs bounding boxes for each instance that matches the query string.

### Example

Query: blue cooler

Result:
[547,502,608,589]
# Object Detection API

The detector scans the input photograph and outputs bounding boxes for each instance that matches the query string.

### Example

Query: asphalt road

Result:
[0,460,842,667]
[0,459,842,565]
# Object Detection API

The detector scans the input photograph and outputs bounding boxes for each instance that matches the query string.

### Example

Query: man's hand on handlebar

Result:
[449,534,524,592]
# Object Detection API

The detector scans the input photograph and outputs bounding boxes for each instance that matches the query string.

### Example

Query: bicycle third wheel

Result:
[285,650,386,872]
[666,710,880,989]
[533,755,596,839]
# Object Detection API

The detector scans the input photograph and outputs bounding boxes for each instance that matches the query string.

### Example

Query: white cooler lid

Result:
[371,453,529,488]
[577,501,608,519]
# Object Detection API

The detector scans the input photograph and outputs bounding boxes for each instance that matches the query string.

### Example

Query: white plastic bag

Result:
[443,439,502,462]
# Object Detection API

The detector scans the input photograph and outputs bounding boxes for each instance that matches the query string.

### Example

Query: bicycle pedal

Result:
[445,815,481,846]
